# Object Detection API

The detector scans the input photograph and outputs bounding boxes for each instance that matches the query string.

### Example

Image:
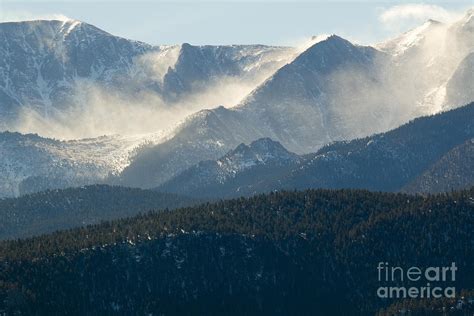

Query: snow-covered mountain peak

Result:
[237,33,377,106]
[310,34,330,42]
[305,34,350,51]
[461,8,474,27]
[294,34,331,52]
[229,138,292,159]
[295,34,376,68]
[219,138,297,169]
[156,137,301,196]
[376,19,444,57]
[325,34,345,41]
[216,138,299,176]
[58,19,105,37]
[0,19,100,39]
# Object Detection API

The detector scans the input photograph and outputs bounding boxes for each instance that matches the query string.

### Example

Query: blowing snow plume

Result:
[327,12,473,138]
[375,8,474,114]
[10,73,279,139]
[0,20,296,140]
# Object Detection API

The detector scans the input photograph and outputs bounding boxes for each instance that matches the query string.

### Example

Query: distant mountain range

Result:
[0,9,473,197]
[158,102,474,197]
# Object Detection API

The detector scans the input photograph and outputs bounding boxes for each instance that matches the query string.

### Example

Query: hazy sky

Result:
[0,1,472,45]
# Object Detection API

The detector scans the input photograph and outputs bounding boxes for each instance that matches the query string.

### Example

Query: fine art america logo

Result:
[377,262,457,299]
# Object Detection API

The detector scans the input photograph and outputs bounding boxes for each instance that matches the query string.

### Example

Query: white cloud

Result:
[0,10,70,23]
[379,4,462,30]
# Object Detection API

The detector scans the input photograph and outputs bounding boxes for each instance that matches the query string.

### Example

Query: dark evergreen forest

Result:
[1,188,473,315]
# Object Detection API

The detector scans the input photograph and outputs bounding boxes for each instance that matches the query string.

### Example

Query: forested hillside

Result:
[1,188,473,315]
[0,185,200,240]
[403,139,474,193]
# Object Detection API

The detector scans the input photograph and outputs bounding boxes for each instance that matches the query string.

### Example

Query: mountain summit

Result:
[157,138,300,198]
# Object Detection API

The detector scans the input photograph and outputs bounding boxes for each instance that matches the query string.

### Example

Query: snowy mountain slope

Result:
[0,19,295,135]
[376,19,444,58]
[0,131,164,197]
[157,138,300,197]
[0,20,151,124]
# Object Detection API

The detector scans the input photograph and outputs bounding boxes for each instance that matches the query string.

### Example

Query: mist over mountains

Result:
[0,9,473,197]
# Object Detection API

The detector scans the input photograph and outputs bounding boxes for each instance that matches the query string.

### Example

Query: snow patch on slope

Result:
[0,131,166,197]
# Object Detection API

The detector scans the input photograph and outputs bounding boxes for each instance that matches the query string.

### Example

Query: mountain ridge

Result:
[158,102,474,197]
[157,138,300,198]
